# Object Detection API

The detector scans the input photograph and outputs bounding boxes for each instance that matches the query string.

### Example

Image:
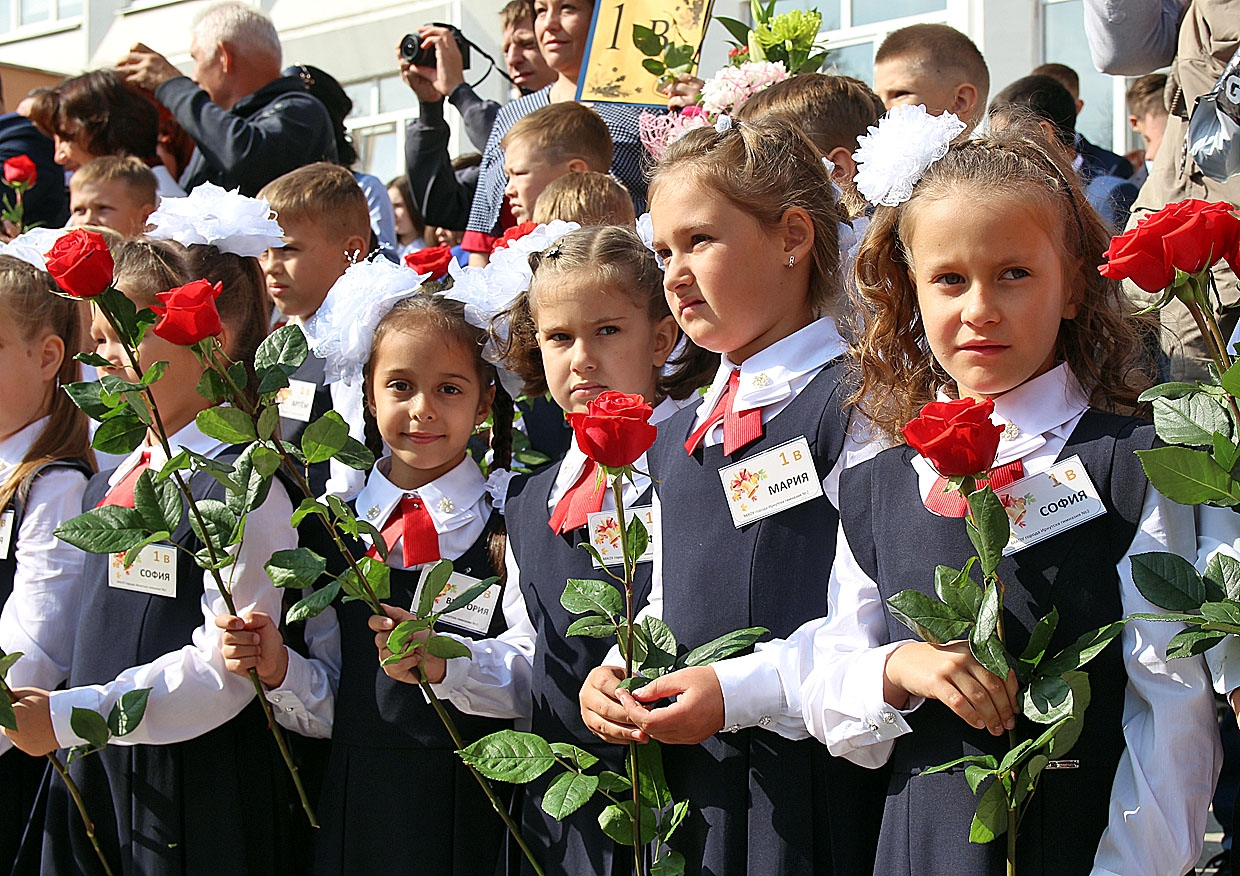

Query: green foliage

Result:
[133,469,182,534]
[886,590,973,645]
[67,688,153,763]
[1136,446,1240,506]
[302,411,350,464]
[458,730,557,783]
[254,324,309,395]
[55,505,149,554]
[1131,551,1209,611]
[265,548,327,589]
[286,580,342,624]
[561,577,624,618]
[542,771,600,819]
[196,407,257,444]
[966,489,1009,577]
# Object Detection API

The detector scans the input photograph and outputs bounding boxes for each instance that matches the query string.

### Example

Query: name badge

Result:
[276,379,316,423]
[414,567,499,636]
[995,455,1106,555]
[587,505,657,568]
[0,509,14,560]
[718,436,822,528]
[108,544,178,598]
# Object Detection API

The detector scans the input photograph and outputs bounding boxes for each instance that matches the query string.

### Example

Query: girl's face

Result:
[906,194,1077,401]
[533,0,592,78]
[0,318,62,443]
[369,327,493,491]
[389,186,416,241]
[533,276,678,414]
[652,177,814,363]
[91,300,209,437]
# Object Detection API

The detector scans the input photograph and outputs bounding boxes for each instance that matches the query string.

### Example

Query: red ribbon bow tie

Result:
[684,369,764,456]
[369,496,441,568]
[548,459,606,534]
[923,460,1025,518]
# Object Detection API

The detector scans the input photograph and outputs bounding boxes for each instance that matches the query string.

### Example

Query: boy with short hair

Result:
[1126,73,1169,188]
[1032,61,1134,180]
[531,171,635,226]
[500,102,615,223]
[258,161,371,496]
[67,156,158,237]
[873,23,990,132]
[734,73,884,219]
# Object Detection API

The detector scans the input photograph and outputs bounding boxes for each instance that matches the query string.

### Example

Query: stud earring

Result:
[788,255,795,267]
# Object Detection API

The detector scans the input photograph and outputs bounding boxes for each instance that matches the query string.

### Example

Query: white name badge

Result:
[276,379,316,423]
[995,455,1106,556]
[587,505,657,568]
[0,509,14,560]
[718,436,822,529]
[414,567,499,636]
[108,544,178,598]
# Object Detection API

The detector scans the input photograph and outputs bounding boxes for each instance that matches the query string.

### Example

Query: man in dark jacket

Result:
[116,1,335,197]
[0,79,68,230]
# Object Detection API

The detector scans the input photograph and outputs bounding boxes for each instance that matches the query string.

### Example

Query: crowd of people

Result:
[0,0,1236,874]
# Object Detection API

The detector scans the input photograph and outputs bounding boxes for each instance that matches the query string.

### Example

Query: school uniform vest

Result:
[839,410,1152,876]
[40,450,300,876]
[277,346,333,497]
[311,508,512,876]
[0,459,92,876]
[647,361,887,876]
[504,464,655,876]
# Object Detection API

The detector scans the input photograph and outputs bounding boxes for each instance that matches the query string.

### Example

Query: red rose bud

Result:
[404,245,454,279]
[151,279,224,346]
[566,390,658,468]
[901,397,1002,478]
[2,155,36,187]
[44,229,115,299]
[491,221,540,252]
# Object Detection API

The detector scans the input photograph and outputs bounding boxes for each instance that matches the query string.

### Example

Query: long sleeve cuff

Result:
[48,685,108,748]
[715,650,796,735]
[264,648,333,738]
[417,98,447,127]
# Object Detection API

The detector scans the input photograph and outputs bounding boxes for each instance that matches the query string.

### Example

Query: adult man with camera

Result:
[118,1,337,197]
[402,0,555,231]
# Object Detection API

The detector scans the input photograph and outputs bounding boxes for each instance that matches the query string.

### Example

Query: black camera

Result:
[400,24,471,69]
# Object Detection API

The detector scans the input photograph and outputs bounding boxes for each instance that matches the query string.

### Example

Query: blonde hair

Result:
[259,162,371,245]
[0,256,95,511]
[498,225,717,400]
[531,172,635,226]
[70,155,158,207]
[649,117,845,318]
[501,102,614,172]
[851,129,1154,441]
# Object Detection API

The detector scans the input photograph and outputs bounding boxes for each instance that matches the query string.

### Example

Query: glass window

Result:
[827,42,874,84]
[773,0,840,33]
[852,0,944,27]
[378,75,418,114]
[19,0,48,25]
[354,123,399,182]
[0,0,12,34]
[59,0,81,15]
[1042,0,1113,150]
[343,80,374,119]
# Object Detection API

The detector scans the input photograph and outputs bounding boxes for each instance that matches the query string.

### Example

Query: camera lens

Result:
[400,33,433,66]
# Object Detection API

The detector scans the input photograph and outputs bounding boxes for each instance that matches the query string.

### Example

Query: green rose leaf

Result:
[642,57,666,76]
[334,436,376,472]
[1038,620,1125,677]
[256,405,280,443]
[74,351,114,370]
[966,488,1009,577]
[970,580,1011,680]
[1136,446,1240,506]
[679,626,769,667]
[255,324,309,376]
[595,770,632,794]
[197,368,230,403]
[1014,754,1050,806]
[92,410,147,455]
[265,548,327,589]
[1166,628,1227,659]
[1131,551,1208,611]
[286,580,342,624]
[195,407,257,445]
[968,779,1010,844]
[425,634,471,660]
[1205,552,1240,601]
[664,798,691,841]
[541,770,600,821]
[250,445,281,479]
[626,513,649,562]
[549,742,600,771]
[290,497,330,527]
[55,505,149,554]
[188,498,241,550]
[886,590,973,645]
[302,410,350,464]
[565,615,616,638]
[1198,600,1240,635]
[934,559,982,622]
[998,738,1036,773]
[439,577,498,616]
[0,651,21,679]
[418,559,454,618]
[358,556,391,602]
[0,698,15,733]
[133,468,182,535]
[458,729,556,783]
[224,444,274,517]
[651,850,687,876]
[1047,672,1091,759]
[1213,433,1240,475]
[384,617,433,660]
[636,738,669,809]
[640,615,678,672]
[107,688,151,737]
[664,43,695,68]
[1019,606,1060,674]
[1018,673,1074,724]
[70,707,112,749]
[63,380,115,419]
[965,763,997,794]
[121,531,170,570]
[1146,386,1234,446]
[561,577,624,618]
[598,801,658,846]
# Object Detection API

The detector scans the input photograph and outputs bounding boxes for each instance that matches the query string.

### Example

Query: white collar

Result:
[0,416,49,471]
[109,416,227,487]
[355,455,488,534]
[696,317,846,418]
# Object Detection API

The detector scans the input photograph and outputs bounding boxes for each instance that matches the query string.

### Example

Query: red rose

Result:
[491,221,539,252]
[1100,199,1240,292]
[901,398,1002,477]
[151,280,224,346]
[2,155,36,187]
[566,391,658,468]
[44,229,115,299]
[404,245,454,279]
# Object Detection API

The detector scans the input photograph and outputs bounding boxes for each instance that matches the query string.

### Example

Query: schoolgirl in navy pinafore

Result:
[841,412,1150,876]
[504,457,656,876]
[38,449,300,876]
[314,475,512,876]
[646,357,887,876]
[0,457,92,876]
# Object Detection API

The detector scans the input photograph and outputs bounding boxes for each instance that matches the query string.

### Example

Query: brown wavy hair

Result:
[851,128,1155,442]
[0,256,95,511]
[497,225,718,400]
